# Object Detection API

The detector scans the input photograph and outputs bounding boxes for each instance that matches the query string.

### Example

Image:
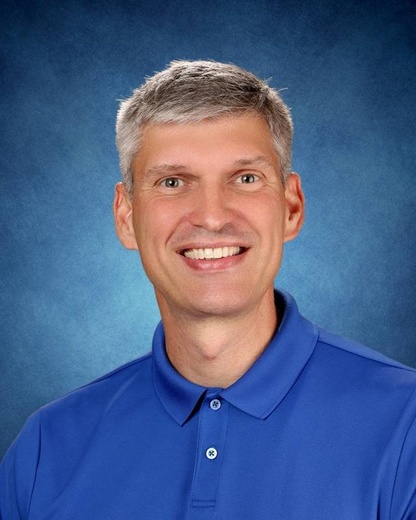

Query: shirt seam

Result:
[389,385,416,520]
[317,334,416,374]
[43,353,153,406]
[26,413,42,520]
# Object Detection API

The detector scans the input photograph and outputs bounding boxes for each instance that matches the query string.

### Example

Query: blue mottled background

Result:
[1,0,415,458]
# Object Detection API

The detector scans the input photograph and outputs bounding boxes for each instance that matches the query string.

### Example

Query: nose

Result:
[188,183,234,232]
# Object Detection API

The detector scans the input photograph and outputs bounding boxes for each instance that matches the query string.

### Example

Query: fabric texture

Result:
[1,291,416,520]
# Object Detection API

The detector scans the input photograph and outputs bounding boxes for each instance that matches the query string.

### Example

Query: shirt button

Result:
[209,398,221,410]
[205,447,218,460]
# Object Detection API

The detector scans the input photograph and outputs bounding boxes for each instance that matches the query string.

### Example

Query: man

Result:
[1,60,415,519]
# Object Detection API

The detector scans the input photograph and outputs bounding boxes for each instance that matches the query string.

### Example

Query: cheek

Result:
[133,199,181,250]
[251,198,286,237]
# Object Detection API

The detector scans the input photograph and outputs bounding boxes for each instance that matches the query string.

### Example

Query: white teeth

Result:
[184,246,242,260]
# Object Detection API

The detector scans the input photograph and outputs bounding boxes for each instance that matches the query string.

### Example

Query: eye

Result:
[161,177,184,188]
[236,173,259,184]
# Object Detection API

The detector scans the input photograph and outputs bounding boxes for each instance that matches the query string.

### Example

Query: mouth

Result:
[181,246,245,260]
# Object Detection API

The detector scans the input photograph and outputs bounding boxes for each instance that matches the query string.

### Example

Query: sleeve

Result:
[390,406,416,520]
[0,414,42,520]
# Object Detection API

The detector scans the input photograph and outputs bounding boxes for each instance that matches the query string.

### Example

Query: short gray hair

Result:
[116,60,293,193]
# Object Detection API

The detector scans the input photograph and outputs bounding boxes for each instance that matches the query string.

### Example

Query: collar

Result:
[152,290,318,425]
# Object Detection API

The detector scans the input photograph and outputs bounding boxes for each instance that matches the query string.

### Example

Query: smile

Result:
[183,246,243,260]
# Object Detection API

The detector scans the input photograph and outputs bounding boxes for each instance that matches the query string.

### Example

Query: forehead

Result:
[134,113,279,172]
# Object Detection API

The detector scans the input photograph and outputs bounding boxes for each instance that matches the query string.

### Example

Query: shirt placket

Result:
[188,390,229,518]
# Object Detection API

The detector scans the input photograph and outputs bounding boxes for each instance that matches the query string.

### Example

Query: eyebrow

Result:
[141,164,189,181]
[141,155,276,181]
[232,155,276,169]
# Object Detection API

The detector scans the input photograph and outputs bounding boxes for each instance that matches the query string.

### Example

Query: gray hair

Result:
[116,60,293,194]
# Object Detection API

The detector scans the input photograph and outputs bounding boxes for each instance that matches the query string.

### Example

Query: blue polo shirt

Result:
[1,291,416,519]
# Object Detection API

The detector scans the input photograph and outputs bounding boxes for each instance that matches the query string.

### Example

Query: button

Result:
[205,447,218,460]
[209,399,221,410]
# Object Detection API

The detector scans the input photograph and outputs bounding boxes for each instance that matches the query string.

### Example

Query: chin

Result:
[156,278,274,319]
[181,287,264,318]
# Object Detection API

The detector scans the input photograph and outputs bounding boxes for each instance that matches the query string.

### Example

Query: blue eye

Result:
[238,173,257,184]
[161,178,183,188]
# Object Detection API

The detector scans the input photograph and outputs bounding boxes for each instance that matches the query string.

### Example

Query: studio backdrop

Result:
[1,0,415,459]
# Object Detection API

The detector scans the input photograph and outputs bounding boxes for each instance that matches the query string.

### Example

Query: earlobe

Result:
[283,173,305,243]
[113,183,139,250]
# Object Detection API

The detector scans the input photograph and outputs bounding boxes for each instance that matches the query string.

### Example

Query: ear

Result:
[113,183,139,250]
[283,173,305,242]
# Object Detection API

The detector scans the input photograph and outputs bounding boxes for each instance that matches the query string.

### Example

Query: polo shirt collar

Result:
[152,290,318,425]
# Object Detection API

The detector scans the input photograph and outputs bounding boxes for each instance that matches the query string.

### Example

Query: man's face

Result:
[114,113,304,319]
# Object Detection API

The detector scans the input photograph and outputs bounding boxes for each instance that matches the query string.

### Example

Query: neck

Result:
[157,292,278,388]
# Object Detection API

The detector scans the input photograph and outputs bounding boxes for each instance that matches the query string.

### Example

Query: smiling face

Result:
[114,113,304,320]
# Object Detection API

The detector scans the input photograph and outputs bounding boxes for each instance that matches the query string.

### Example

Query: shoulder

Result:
[313,327,416,395]
[0,354,154,517]
[29,352,153,432]
[300,326,416,461]
[317,327,415,372]
[312,329,416,516]
[1,353,154,475]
